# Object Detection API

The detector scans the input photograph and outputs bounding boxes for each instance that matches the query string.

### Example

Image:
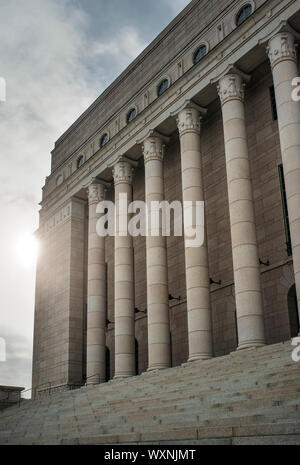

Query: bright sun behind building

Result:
[14,232,39,269]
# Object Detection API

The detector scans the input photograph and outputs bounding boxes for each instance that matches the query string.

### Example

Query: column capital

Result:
[142,131,169,164]
[113,159,134,186]
[87,180,105,205]
[177,106,202,136]
[217,74,245,106]
[267,31,298,68]
[171,99,207,136]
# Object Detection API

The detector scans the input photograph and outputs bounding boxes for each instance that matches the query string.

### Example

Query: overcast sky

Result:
[0,0,191,394]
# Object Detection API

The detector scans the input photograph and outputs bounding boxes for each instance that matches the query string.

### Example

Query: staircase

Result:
[0,341,300,445]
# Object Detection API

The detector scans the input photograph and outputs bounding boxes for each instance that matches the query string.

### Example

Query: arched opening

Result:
[127,108,137,124]
[193,44,207,65]
[135,339,139,375]
[77,155,85,169]
[236,4,252,27]
[157,79,169,97]
[288,284,299,337]
[100,133,109,148]
[105,347,110,382]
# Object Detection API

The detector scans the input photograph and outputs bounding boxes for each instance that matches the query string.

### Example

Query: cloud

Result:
[0,329,32,394]
[0,0,149,393]
[0,0,102,391]
[0,0,101,206]
[162,0,191,15]
[0,0,190,393]
[92,26,147,61]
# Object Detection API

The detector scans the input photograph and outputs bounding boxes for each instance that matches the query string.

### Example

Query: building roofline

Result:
[52,0,200,151]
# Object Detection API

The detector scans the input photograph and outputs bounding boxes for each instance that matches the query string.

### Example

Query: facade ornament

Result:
[143,135,165,164]
[177,107,201,135]
[113,160,134,185]
[88,181,105,204]
[267,32,297,67]
[217,74,245,105]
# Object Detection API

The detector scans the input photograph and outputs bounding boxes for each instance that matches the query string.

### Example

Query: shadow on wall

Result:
[288,284,299,338]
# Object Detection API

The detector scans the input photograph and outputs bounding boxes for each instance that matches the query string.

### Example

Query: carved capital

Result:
[88,182,105,204]
[217,74,245,105]
[113,160,134,186]
[267,32,297,67]
[143,135,165,164]
[177,107,201,135]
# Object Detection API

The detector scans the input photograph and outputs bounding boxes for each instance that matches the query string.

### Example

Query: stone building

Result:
[32,0,300,397]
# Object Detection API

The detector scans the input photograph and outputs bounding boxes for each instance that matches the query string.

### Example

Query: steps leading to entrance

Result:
[0,341,299,445]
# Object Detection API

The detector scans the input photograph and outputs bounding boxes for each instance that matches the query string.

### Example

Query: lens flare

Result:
[14,232,39,269]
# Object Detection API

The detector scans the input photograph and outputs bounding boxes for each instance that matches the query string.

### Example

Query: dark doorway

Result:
[288,284,299,337]
[105,347,110,382]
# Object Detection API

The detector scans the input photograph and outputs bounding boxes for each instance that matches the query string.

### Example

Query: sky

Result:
[0,0,191,394]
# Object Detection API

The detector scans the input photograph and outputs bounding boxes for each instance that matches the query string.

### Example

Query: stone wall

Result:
[32,198,87,393]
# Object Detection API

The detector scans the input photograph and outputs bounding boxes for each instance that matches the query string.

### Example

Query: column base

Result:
[236,341,266,351]
[113,374,134,380]
[187,354,213,363]
[147,365,170,372]
[86,376,102,386]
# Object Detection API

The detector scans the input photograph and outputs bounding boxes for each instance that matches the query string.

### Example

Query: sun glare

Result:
[14,232,39,269]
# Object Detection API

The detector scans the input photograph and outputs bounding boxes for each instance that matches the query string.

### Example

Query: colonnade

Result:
[86,31,300,382]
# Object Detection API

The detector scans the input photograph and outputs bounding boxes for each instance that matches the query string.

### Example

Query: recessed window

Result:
[127,108,137,124]
[77,155,85,169]
[278,164,292,257]
[157,79,169,97]
[193,45,207,65]
[236,4,252,26]
[100,133,109,148]
[270,86,278,121]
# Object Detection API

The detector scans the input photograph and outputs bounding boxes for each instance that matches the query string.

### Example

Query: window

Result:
[278,164,292,256]
[270,86,278,121]
[193,45,207,65]
[135,339,139,376]
[100,133,109,148]
[105,347,110,382]
[77,155,84,169]
[157,79,169,97]
[288,284,300,337]
[127,108,137,124]
[236,4,252,26]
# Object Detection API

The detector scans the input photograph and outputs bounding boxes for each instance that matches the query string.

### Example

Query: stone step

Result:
[0,341,299,445]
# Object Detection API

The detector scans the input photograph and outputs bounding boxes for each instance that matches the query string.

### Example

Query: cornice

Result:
[258,18,300,44]
[136,129,170,146]
[170,99,207,118]
[210,64,251,85]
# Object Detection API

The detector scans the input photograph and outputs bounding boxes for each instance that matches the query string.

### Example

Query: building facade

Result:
[32,0,300,397]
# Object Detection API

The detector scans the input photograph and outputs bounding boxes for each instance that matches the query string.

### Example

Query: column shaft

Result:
[87,182,106,384]
[218,74,265,349]
[268,32,300,320]
[177,106,213,361]
[113,160,136,378]
[143,135,171,371]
